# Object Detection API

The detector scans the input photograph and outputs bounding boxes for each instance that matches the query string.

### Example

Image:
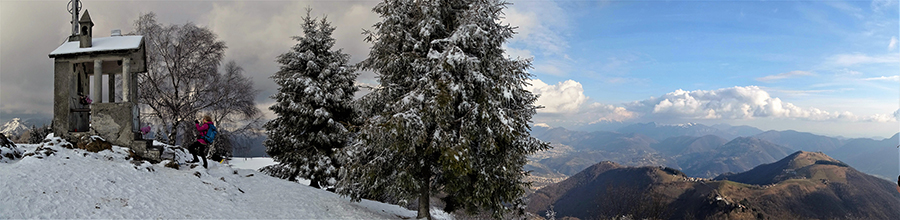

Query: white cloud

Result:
[583,103,635,124]
[858,109,899,123]
[525,79,588,113]
[525,79,636,125]
[863,75,900,82]
[889,36,898,51]
[503,8,537,40]
[626,86,866,121]
[756,70,815,82]
[503,1,572,77]
[527,81,896,128]
[503,1,569,57]
[866,113,897,123]
[837,68,862,75]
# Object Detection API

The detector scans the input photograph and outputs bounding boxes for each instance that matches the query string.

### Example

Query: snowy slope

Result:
[0,118,28,137]
[0,137,450,219]
[228,157,275,171]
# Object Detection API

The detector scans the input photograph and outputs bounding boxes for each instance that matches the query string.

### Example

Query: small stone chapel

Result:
[48,7,159,161]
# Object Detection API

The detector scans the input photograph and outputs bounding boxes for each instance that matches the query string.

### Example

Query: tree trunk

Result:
[417,179,430,219]
[288,165,300,182]
[309,163,321,189]
[167,121,180,146]
[417,159,432,220]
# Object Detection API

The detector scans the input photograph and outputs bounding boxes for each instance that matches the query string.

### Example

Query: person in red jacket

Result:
[188,115,213,168]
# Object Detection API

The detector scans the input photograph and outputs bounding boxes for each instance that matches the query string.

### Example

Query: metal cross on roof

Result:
[68,0,82,36]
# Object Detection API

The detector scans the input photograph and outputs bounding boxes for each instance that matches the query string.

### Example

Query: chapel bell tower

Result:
[78,10,93,48]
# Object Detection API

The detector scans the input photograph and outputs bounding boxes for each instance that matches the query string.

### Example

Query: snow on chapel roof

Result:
[49,35,143,57]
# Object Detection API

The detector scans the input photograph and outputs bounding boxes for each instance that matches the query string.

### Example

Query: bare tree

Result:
[208,61,262,159]
[133,12,259,146]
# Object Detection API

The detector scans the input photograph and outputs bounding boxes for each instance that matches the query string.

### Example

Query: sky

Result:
[1,0,898,138]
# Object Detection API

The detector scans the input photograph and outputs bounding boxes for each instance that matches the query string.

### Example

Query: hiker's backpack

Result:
[203,124,217,144]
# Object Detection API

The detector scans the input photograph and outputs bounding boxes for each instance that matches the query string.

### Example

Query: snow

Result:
[228,157,275,171]
[49,36,143,57]
[1,118,29,137]
[1,138,452,219]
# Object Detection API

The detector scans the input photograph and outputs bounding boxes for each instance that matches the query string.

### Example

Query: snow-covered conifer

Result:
[264,8,357,189]
[339,0,549,218]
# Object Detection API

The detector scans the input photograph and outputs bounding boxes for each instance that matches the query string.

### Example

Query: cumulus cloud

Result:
[582,103,636,124]
[867,109,900,123]
[525,79,588,113]
[626,86,859,121]
[866,113,897,123]
[856,108,899,123]
[756,70,815,82]
[525,79,635,125]
[525,81,895,127]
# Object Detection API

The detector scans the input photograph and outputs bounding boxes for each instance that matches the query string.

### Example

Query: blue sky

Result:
[507,0,899,137]
[0,0,897,138]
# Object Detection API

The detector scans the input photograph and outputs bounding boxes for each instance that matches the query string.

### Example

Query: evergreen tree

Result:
[27,125,50,144]
[264,8,358,189]
[338,0,549,218]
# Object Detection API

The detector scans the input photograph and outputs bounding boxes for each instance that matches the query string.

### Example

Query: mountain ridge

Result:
[0,118,29,137]
[527,151,900,220]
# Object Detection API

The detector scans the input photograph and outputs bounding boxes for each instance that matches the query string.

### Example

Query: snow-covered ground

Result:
[226,157,315,186]
[0,136,450,219]
[228,157,275,171]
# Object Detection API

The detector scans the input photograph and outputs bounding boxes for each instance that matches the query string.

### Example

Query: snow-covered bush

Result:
[0,135,22,163]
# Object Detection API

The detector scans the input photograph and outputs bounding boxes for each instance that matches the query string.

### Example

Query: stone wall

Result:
[91,102,136,146]
[89,102,158,162]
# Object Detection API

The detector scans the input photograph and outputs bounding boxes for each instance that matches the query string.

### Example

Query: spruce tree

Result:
[264,8,357,189]
[339,0,549,218]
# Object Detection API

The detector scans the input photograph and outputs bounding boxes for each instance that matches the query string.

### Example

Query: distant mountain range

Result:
[679,137,792,178]
[529,125,793,179]
[529,126,675,176]
[528,122,900,185]
[616,122,763,141]
[527,151,900,220]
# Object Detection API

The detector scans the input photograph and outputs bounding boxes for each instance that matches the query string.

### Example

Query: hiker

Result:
[188,115,216,168]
